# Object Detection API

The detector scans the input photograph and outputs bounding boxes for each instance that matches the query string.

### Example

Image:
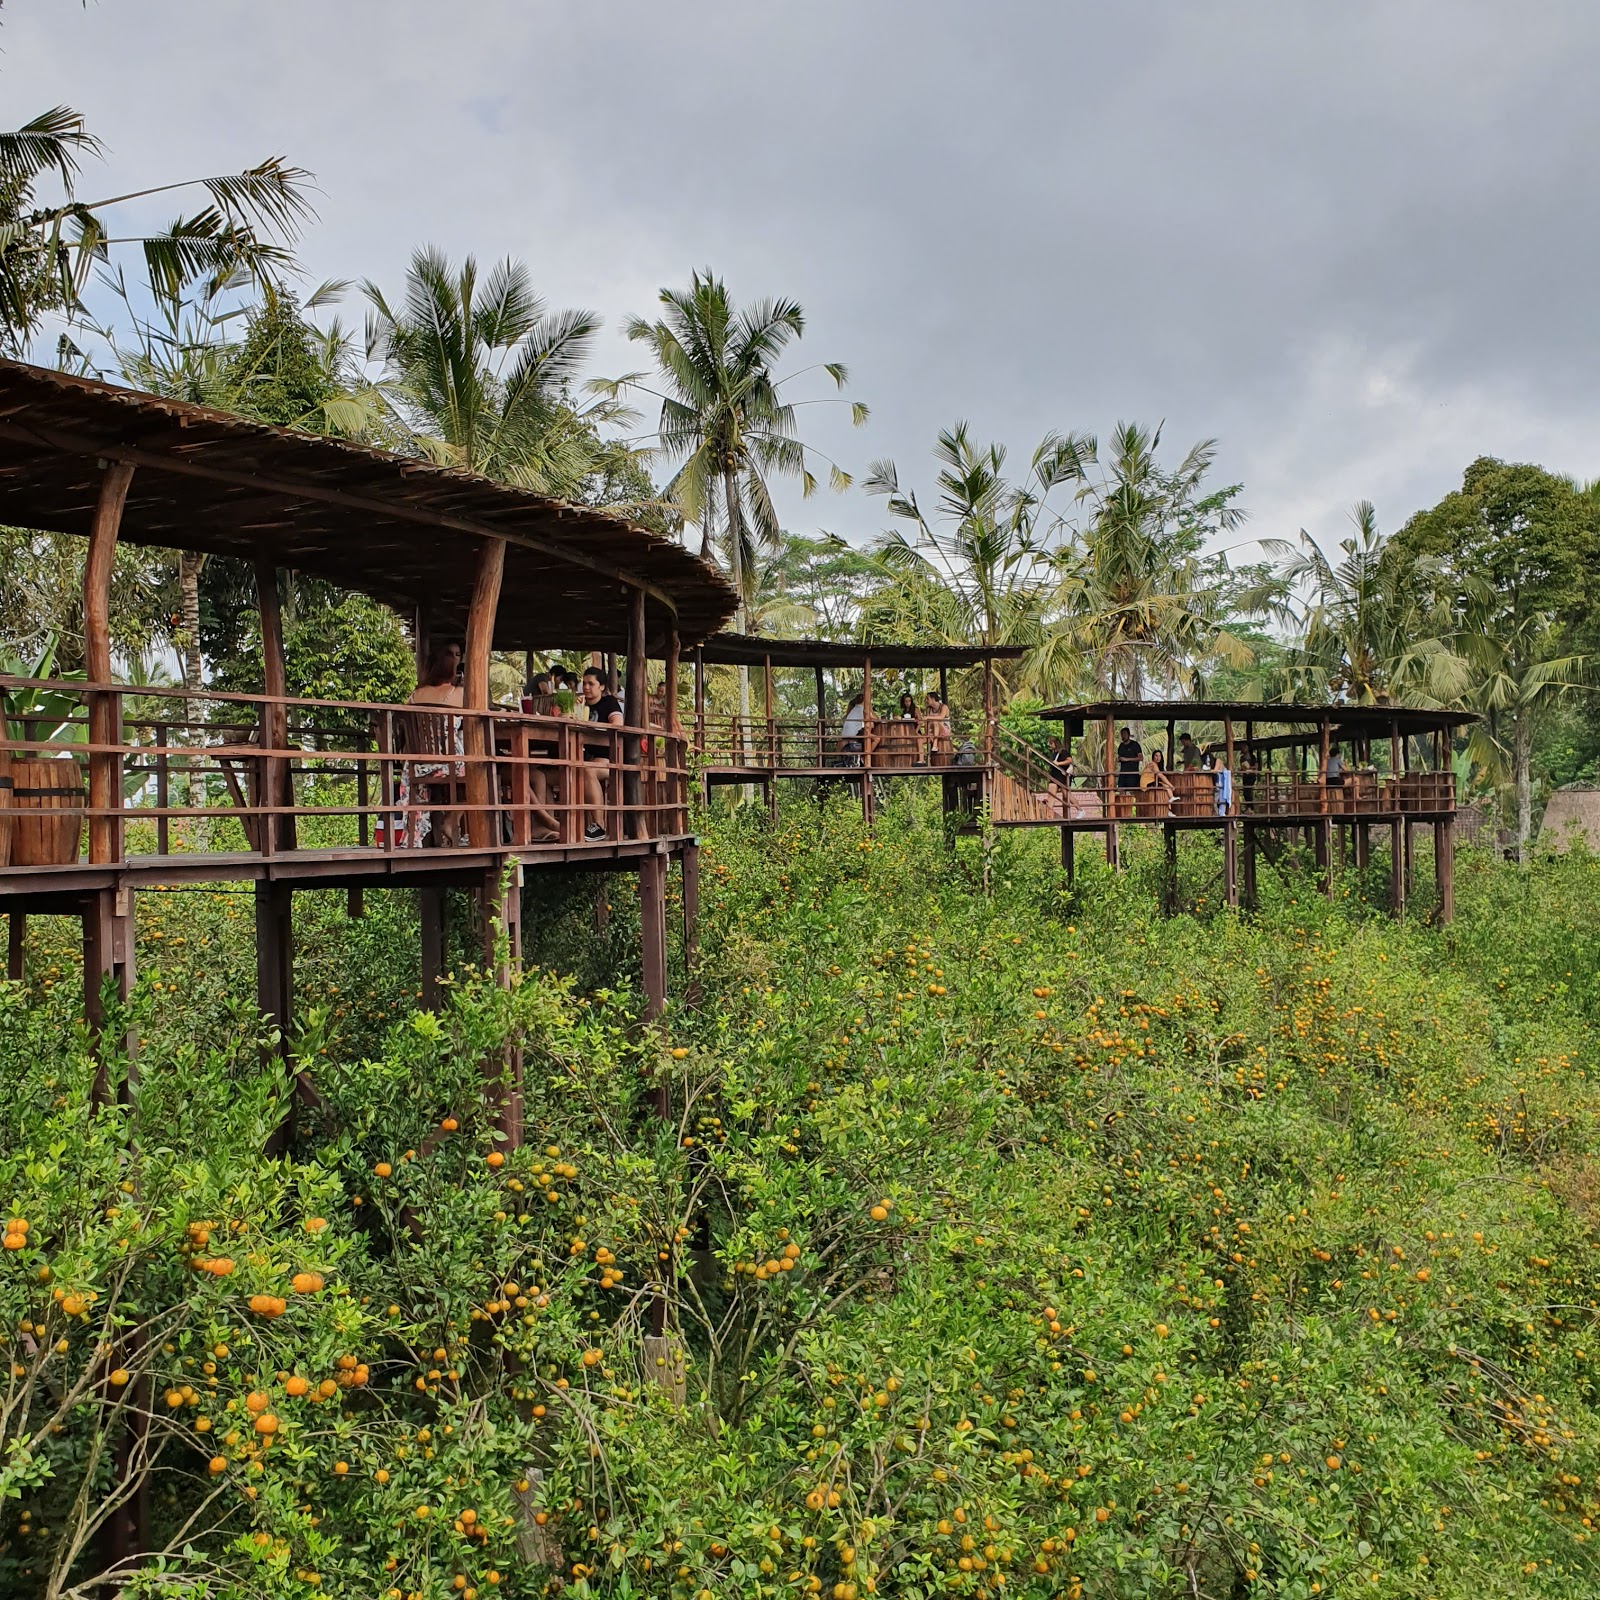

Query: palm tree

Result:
[1452,583,1592,860]
[861,424,1094,695]
[0,105,313,354]
[1256,502,1466,707]
[363,247,620,495]
[1041,423,1253,698]
[619,271,865,620]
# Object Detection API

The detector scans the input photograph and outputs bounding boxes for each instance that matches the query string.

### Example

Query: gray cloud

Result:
[11,0,1599,555]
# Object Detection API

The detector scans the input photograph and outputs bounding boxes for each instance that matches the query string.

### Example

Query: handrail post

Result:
[85,463,135,865]
[155,721,170,856]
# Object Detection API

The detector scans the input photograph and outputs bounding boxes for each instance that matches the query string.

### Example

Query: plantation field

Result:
[4,796,1600,1599]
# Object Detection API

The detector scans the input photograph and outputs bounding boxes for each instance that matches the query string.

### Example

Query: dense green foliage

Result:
[4,798,1600,1597]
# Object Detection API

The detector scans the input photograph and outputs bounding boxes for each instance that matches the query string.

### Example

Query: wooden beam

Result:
[1104,710,1118,868]
[85,462,135,864]
[861,654,874,826]
[1224,820,1239,907]
[1435,817,1455,923]
[85,885,136,1105]
[463,537,506,849]
[693,647,706,753]
[814,665,826,765]
[763,653,775,768]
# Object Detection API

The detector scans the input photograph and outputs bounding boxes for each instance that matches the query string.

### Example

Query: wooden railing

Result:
[989,736,1457,825]
[695,713,979,771]
[0,676,690,871]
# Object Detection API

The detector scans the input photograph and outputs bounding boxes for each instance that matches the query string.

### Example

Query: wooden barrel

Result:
[11,756,85,866]
[0,749,11,867]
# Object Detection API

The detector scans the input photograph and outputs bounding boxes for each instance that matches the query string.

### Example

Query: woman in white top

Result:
[839,692,866,764]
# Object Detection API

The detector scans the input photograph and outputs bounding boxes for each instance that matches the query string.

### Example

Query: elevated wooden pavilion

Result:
[0,358,737,1121]
[690,633,1023,824]
[1000,698,1475,919]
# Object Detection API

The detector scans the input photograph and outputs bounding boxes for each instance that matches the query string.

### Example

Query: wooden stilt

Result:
[420,887,446,1011]
[1355,822,1370,872]
[257,881,309,1153]
[640,851,668,1023]
[1061,825,1075,885]
[861,654,874,827]
[1315,820,1331,895]
[1403,820,1413,895]
[7,911,23,982]
[1243,822,1258,910]
[624,586,647,839]
[1163,822,1178,914]
[486,860,523,1148]
[84,886,136,1106]
[256,562,292,852]
[1435,817,1455,923]
[1224,820,1239,907]
[680,842,701,1008]
[1390,820,1405,916]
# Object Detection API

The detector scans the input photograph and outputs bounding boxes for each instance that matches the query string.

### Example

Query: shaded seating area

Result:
[994,699,1475,920]
[689,634,1022,823]
[0,357,737,1112]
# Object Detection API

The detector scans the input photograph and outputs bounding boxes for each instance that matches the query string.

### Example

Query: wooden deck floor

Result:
[0,835,692,908]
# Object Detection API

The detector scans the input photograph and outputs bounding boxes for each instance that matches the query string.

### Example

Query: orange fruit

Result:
[291,1272,324,1295]
[109,1367,130,1387]
[245,1391,270,1414]
[285,1375,309,1397]
[374,1162,392,1179]
[253,1413,279,1435]
[208,1455,227,1474]
[486,1151,505,1169]
[441,1117,459,1132]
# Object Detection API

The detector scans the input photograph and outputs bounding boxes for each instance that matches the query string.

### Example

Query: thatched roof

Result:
[0,359,737,653]
[1539,787,1600,852]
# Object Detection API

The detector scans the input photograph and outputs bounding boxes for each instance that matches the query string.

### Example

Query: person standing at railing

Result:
[1046,736,1076,818]
[403,642,464,846]
[922,691,952,763]
[580,665,625,840]
[1116,727,1143,817]
[839,692,865,765]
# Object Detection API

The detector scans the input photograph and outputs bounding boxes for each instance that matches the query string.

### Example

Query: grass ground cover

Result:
[3,794,1599,1598]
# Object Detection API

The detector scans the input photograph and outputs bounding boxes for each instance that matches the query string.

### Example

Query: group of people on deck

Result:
[837,689,955,764]
[403,645,642,847]
[1041,725,1351,819]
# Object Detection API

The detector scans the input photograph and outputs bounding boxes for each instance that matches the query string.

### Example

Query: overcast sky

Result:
[9,0,1600,558]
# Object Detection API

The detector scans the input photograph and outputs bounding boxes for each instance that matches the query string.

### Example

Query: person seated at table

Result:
[1178,730,1203,770]
[580,665,624,840]
[1138,747,1175,814]
[511,672,563,841]
[405,641,464,846]
[897,692,918,720]
[922,691,953,761]
[839,691,866,762]
[1324,744,1345,783]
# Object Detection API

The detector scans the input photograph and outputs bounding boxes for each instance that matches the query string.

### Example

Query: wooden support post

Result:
[624,586,647,840]
[1435,817,1455,923]
[463,537,506,850]
[939,665,948,706]
[420,888,446,1011]
[1163,822,1178,915]
[1223,717,1236,815]
[485,860,523,1148]
[257,562,290,854]
[1165,719,1175,771]
[640,850,668,1023]
[861,654,874,827]
[982,657,995,762]
[664,626,681,735]
[6,911,23,981]
[1403,819,1413,894]
[680,841,701,1009]
[1104,710,1119,868]
[1061,825,1075,886]
[763,653,775,770]
[256,881,302,1153]
[1243,823,1258,910]
[85,885,136,1104]
[155,722,170,855]
[1316,819,1332,896]
[1390,821,1405,916]
[85,463,135,865]
[1355,823,1370,872]
[414,607,429,679]
[693,648,706,754]
[814,665,826,765]
[1224,820,1239,907]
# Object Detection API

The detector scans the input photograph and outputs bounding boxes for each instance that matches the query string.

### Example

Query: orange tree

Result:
[4,793,1600,1597]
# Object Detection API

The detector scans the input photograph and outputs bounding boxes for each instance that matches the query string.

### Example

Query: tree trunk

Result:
[179,551,207,691]
[1514,714,1533,865]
